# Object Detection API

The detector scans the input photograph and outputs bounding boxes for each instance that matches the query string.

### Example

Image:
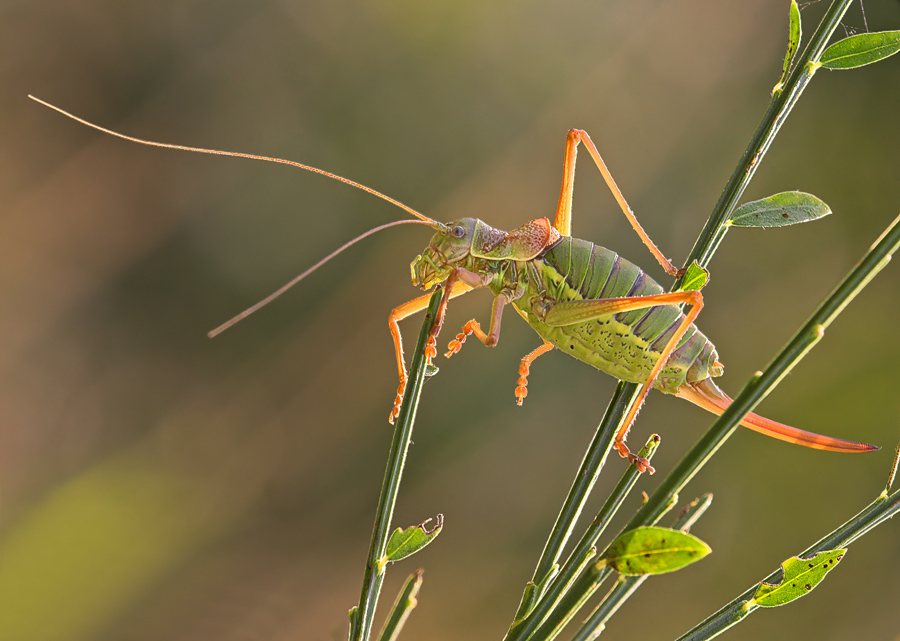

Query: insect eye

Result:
[452,226,466,238]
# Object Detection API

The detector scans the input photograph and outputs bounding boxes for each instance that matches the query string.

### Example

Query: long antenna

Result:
[30,95,447,335]
[208,218,432,337]
[28,95,440,225]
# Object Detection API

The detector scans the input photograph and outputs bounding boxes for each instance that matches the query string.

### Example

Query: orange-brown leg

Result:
[445,290,511,357]
[388,281,473,423]
[541,289,704,473]
[552,129,684,278]
[515,342,555,405]
[445,319,489,357]
[612,290,703,474]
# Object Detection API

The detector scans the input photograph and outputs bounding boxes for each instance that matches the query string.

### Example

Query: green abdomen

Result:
[518,237,720,394]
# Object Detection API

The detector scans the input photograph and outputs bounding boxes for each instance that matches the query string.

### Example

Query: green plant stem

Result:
[348,289,443,641]
[375,571,424,641]
[527,383,637,589]
[679,0,853,274]
[676,486,900,641]
[509,436,660,641]
[570,576,646,641]
[571,495,714,641]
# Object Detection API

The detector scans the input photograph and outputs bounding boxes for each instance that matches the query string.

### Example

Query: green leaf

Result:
[384,514,443,563]
[677,261,709,292]
[603,526,711,575]
[774,0,802,94]
[820,31,900,70]
[752,549,846,607]
[728,191,831,228]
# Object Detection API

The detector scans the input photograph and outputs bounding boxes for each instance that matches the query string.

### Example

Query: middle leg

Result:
[445,289,514,357]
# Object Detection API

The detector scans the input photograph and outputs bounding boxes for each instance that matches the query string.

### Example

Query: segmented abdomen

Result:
[526,237,720,393]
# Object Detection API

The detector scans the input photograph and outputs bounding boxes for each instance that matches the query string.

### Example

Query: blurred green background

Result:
[3,1,900,639]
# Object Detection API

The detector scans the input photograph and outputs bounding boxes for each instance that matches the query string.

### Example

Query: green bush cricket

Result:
[30,97,876,474]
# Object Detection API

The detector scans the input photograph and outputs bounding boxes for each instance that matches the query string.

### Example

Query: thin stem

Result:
[678,0,854,275]
[348,289,443,641]
[528,383,637,589]
[570,577,645,641]
[375,571,424,641]
[509,436,660,641]
[531,563,613,641]
[676,485,900,641]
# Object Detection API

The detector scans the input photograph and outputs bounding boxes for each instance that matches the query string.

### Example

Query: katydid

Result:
[30,97,876,474]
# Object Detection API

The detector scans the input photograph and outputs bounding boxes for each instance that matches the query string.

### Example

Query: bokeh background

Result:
[3,1,900,639]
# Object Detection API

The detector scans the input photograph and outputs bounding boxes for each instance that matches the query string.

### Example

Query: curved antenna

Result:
[29,96,448,336]
[28,95,440,226]
[207,218,433,337]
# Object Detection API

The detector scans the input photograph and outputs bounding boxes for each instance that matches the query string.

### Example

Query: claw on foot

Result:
[446,333,467,358]
[515,357,533,406]
[424,336,437,360]
[614,441,655,474]
[445,320,481,359]
[515,379,528,406]
[389,379,407,425]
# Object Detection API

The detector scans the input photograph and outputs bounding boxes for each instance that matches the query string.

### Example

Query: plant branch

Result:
[676,461,900,641]
[679,0,854,274]
[348,289,443,641]
[509,436,660,641]
[523,383,637,593]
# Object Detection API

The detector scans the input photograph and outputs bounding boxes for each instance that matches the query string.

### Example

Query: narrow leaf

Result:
[728,191,830,228]
[752,549,846,607]
[511,565,558,625]
[376,570,424,641]
[677,261,709,292]
[774,0,802,93]
[603,526,711,575]
[384,514,443,563]
[820,31,900,70]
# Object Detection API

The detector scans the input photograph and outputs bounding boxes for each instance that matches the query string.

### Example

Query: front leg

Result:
[388,280,474,423]
[429,267,492,356]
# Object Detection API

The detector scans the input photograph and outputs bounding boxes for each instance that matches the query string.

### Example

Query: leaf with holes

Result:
[728,191,830,228]
[775,0,802,93]
[752,549,846,607]
[384,515,443,563]
[821,31,900,70]
[603,526,710,575]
